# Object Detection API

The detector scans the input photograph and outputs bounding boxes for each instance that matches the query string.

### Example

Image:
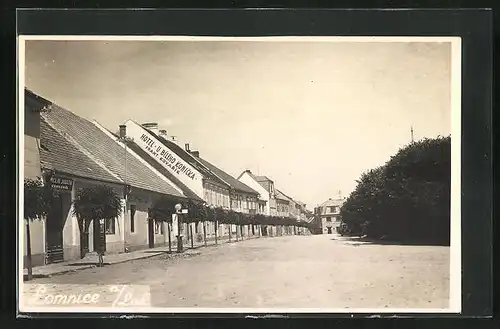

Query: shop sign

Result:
[50,176,74,191]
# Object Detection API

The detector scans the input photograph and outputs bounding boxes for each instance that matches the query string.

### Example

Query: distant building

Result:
[314,195,345,234]
[237,170,277,217]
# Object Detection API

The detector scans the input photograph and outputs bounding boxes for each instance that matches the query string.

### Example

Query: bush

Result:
[340,136,451,245]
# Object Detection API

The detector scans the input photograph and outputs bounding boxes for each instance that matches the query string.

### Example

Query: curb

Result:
[25,235,285,280]
[27,250,203,279]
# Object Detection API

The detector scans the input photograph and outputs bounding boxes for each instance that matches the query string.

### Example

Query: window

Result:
[130,204,136,233]
[326,217,332,222]
[204,190,210,203]
[106,218,116,234]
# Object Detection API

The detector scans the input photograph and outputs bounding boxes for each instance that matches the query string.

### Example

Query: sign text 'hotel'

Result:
[139,134,196,180]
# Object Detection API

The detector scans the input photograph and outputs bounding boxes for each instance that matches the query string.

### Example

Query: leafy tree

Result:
[149,195,178,223]
[340,136,451,245]
[23,177,55,280]
[214,207,229,224]
[206,205,216,222]
[72,185,122,266]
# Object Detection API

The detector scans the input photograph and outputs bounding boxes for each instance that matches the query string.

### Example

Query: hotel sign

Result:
[137,132,197,181]
[50,176,74,191]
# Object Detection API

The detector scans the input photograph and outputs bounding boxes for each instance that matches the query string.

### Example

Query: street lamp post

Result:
[175,203,183,253]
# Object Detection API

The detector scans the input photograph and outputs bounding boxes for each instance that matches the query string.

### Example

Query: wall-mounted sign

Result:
[125,120,205,199]
[50,176,74,191]
[138,133,197,180]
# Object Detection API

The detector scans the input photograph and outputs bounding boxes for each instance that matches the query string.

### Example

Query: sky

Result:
[24,39,452,208]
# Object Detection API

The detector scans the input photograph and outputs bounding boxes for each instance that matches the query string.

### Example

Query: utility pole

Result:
[411,126,414,143]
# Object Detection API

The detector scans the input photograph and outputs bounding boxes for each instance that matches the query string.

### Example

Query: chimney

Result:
[119,125,126,138]
[159,129,168,140]
[142,122,159,135]
[191,151,200,157]
[171,136,178,144]
[185,143,190,152]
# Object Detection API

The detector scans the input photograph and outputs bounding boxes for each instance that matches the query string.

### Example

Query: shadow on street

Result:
[333,236,450,247]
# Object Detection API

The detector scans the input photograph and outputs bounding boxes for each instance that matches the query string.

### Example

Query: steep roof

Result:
[319,198,345,207]
[26,88,52,111]
[144,127,228,188]
[39,96,185,199]
[195,157,259,196]
[117,136,203,202]
[295,200,307,208]
[255,175,272,182]
[241,170,274,192]
[275,189,292,202]
[40,118,123,184]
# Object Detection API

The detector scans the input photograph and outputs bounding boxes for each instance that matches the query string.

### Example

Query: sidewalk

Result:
[23,233,270,279]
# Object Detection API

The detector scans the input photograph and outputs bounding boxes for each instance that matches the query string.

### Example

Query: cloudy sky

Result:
[25,39,452,208]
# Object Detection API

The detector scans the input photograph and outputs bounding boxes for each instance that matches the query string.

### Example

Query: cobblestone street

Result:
[22,234,450,310]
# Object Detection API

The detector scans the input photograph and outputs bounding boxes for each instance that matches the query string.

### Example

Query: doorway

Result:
[327,227,332,234]
[46,194,65,264]
[92,220,106,253]
[80,226,89,258]
[148,218,154,248]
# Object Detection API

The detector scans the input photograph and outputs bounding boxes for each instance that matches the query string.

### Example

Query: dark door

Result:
[327,227,332,234]
[148,218,154,248]
[46,195,64,263]
[93,220,106,253]
[80,227,89,258]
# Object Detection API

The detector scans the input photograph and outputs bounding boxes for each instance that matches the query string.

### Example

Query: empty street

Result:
[23,234,450,309]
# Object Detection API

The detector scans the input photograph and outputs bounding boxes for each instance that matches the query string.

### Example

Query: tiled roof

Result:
[195,157,259,196]
[144,128,228,187]
[255,175,272,182]
[26,89,52,111]
[244,171,273,192]
[275,189,291,202]
[319,198,345,207]
[118,136,203,202]
[40,118,123,184]
[40,99,185,199]
[295,200,307,207]
[277,189,295,202]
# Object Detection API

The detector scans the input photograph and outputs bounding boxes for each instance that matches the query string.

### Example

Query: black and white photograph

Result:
[18,35,461,314]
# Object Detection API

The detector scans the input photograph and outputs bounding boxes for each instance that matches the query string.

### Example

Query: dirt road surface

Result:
[22,234,450,310]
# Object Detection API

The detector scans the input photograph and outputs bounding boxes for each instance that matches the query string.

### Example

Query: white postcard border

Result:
[17,35,462,314]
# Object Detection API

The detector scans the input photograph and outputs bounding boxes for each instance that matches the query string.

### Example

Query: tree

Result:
[149,195,179,251]
[24,178,55,280]
[340,136,451,245]
[72,185,122,266]
[186,200,207,244]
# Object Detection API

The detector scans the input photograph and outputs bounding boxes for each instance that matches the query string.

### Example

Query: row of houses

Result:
[23,89,312,267]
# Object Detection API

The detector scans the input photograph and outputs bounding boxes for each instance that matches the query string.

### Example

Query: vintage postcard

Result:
[18,35,461,314]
